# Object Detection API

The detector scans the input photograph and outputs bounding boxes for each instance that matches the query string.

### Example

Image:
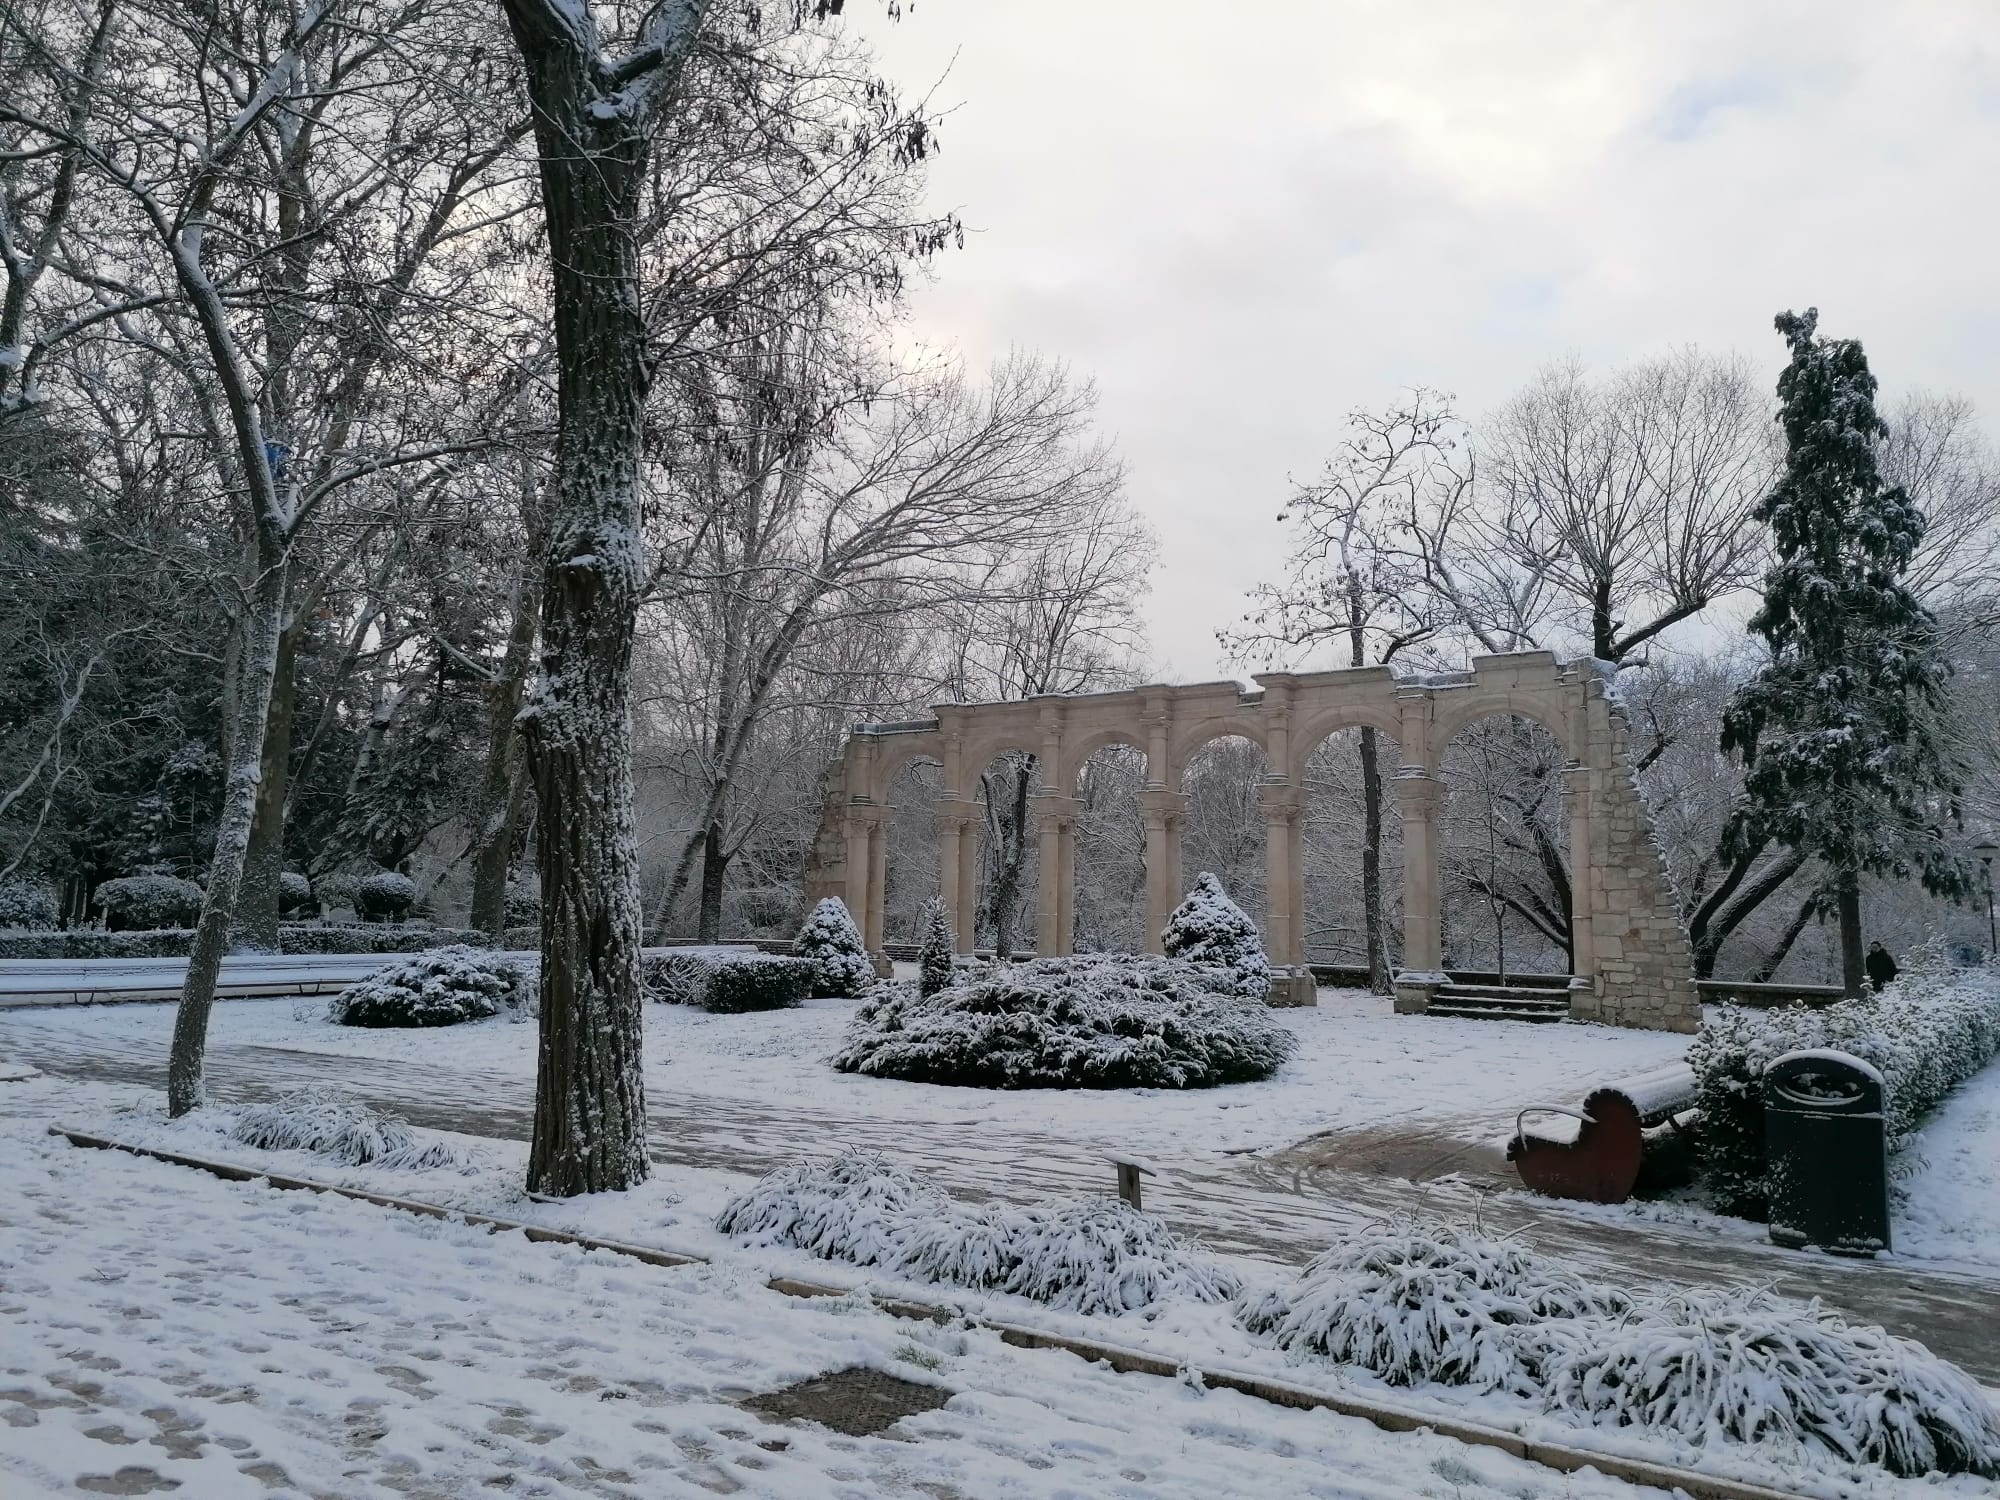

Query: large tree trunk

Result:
[234,616,299,950]
[1753,893,1820,983]
[1836,862,1864,995]
[1357,725,1390,992]
[169,545,288,1114]
[502,1,692,1196]
[697,817,730,943]
[468,547,543,938]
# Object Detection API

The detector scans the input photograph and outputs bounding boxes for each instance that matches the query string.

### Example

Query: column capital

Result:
[1390,770,1446,812]
[1137,788,1189,819]
[1035,792,1082,830]
[933,794,983,829]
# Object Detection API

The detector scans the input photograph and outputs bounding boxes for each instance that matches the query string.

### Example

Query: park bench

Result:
[1506,1061,1697,1204]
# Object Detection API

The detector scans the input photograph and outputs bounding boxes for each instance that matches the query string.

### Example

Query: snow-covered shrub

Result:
[281,924,488,955]
[229,1087,467,1170]
[0,928,195,960]
[917,898,955,998]
[793,897,873,997]
[706,955,814,1013]
[1690,972,2000,1217]
[0,879,59,930]
[503,883,540,927]
[1160,873,1269,999]
[1237,1221,1627,1396]
[640,948,814,1011]
[326,946,525,1027]
[716,1149,1240,1315]
[833,952,1296,1089]
[1540,1286,2000,1478]
[277,871,313,913]
[353,870,417,922]
[94,873,203,930]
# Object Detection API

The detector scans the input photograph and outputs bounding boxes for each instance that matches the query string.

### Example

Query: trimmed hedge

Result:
[1689,969,2000,1218]
[0,880,60,930]
[0,924,491,960]
[354,870,417,921]
[95,874,204,929]
[640,947,815,1012]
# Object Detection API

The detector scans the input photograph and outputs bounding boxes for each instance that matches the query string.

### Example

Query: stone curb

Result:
[56,1128,1816,1500]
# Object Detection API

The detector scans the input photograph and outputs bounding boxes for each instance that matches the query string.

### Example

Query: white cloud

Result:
[860,1,2000,678]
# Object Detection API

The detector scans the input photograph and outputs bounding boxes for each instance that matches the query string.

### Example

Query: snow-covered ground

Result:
[1,1073,1689,1500]
[5,986,1689,1159]
[1899,1058,2000,1265]
[15,1075,1998,1500]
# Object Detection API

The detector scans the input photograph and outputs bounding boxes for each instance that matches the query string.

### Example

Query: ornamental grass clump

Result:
[1540,1286,2000,1479]
[832,952,1296,1089]
[327,946,526,1028]
[1236,1220,1626,1396]
[716,1149,1240,1316]
[229,1087,466,1170]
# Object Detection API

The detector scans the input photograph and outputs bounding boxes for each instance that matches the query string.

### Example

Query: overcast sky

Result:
[855,1,2000,682]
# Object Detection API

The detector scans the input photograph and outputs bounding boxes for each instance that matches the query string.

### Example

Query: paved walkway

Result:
[5,1011,1998,1384]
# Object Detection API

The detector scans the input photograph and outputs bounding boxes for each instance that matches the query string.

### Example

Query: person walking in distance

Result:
[1864,941,1899,993]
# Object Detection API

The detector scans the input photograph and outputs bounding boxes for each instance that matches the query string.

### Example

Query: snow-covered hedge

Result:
[1161,873,1269,999]
[793,897,874,998]
[1540,1286,2000,1479]
[640,947,814,1011]
[1237,1222,1627,1396]
[832,952,1297,1089]
[327,946,527,1028]
[1689,970,2000,1217]
[0,880,59,930]
[0,924,493,960]
[716,1149,1241,1315]
[229,1088,468,1170]
[354,870,417,922]
[1240,1220,2000,1478]
[94,873,204,929]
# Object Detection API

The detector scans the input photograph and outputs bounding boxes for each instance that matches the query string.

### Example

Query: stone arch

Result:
[1166,716,1268,790]
[1423,692,1580,776]
[1059,725,1149,792]
[1297,721,1406,979]
[1287,703,1406,785]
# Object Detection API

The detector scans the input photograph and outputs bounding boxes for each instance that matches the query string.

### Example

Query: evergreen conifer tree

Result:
[1720,308,1971,994]
[793,897,874,998]
[917,898,956,997]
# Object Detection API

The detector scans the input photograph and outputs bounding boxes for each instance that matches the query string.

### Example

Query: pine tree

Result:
[1720,308,1972,994]
[1161,872,1271,999]
[794,897,874,998]
[917,898,955,998]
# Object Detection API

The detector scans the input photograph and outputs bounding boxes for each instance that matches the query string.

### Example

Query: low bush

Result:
[793,897,874,998]
[1160,872,1269,999]
[0,880,60,930]
[94,874,204,930]
[1540,1286,2000,1479]
[229,1087,467,1170]
[640,947,815,1011]
[354,870,418,922]
[716,1149,1240,1315]
[279,924,488,956]
[1689,971,2000,1217]
[1237,1221,1627,1396]
[277,871,313,913]
[832,952,1297,1089]
[327,946,527,1028]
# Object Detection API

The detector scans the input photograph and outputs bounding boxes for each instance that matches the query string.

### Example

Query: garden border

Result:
[53,1126,1824,1500]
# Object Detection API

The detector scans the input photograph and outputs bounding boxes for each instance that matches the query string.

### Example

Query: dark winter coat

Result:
[1864,947,1899,989]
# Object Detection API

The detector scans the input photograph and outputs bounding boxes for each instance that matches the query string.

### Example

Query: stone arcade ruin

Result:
[805,652,1700,1032]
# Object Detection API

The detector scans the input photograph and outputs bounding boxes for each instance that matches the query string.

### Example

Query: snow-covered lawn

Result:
[1899,1058,2000,1266]
[6,987,1689,1160]
[17,1076,1999,1499]
[0,1075,1683,1500]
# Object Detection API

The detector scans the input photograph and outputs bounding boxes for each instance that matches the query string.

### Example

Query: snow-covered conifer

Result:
[1160,873,1269,998]
[793,897,873,997]
[1721,308,1972,994]
[917,897,955,997]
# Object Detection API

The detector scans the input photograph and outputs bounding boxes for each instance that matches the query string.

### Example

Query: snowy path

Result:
[4,1001,1998,1385]
[1,1092,1681,1500]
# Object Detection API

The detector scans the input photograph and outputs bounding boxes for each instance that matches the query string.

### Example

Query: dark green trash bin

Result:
[1762,1048,1890,1257]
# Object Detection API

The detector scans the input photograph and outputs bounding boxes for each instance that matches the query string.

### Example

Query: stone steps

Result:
[1427,983,1571,1023]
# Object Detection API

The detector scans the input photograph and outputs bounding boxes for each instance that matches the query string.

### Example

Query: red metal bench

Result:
[1506,1062,1697,1204]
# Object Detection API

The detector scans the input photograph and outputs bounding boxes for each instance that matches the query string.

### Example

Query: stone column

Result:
[843,813,871,929]
[938,803,964,950]
[954,812,979,953]
[1562,764,1599,1003]
[1035,802,1062,956]
[1138,789,1188,953]
[865,808,888,951]
[1055,810,1076,956]
[1259,784,1304,965]
[1393,773,1445,975]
